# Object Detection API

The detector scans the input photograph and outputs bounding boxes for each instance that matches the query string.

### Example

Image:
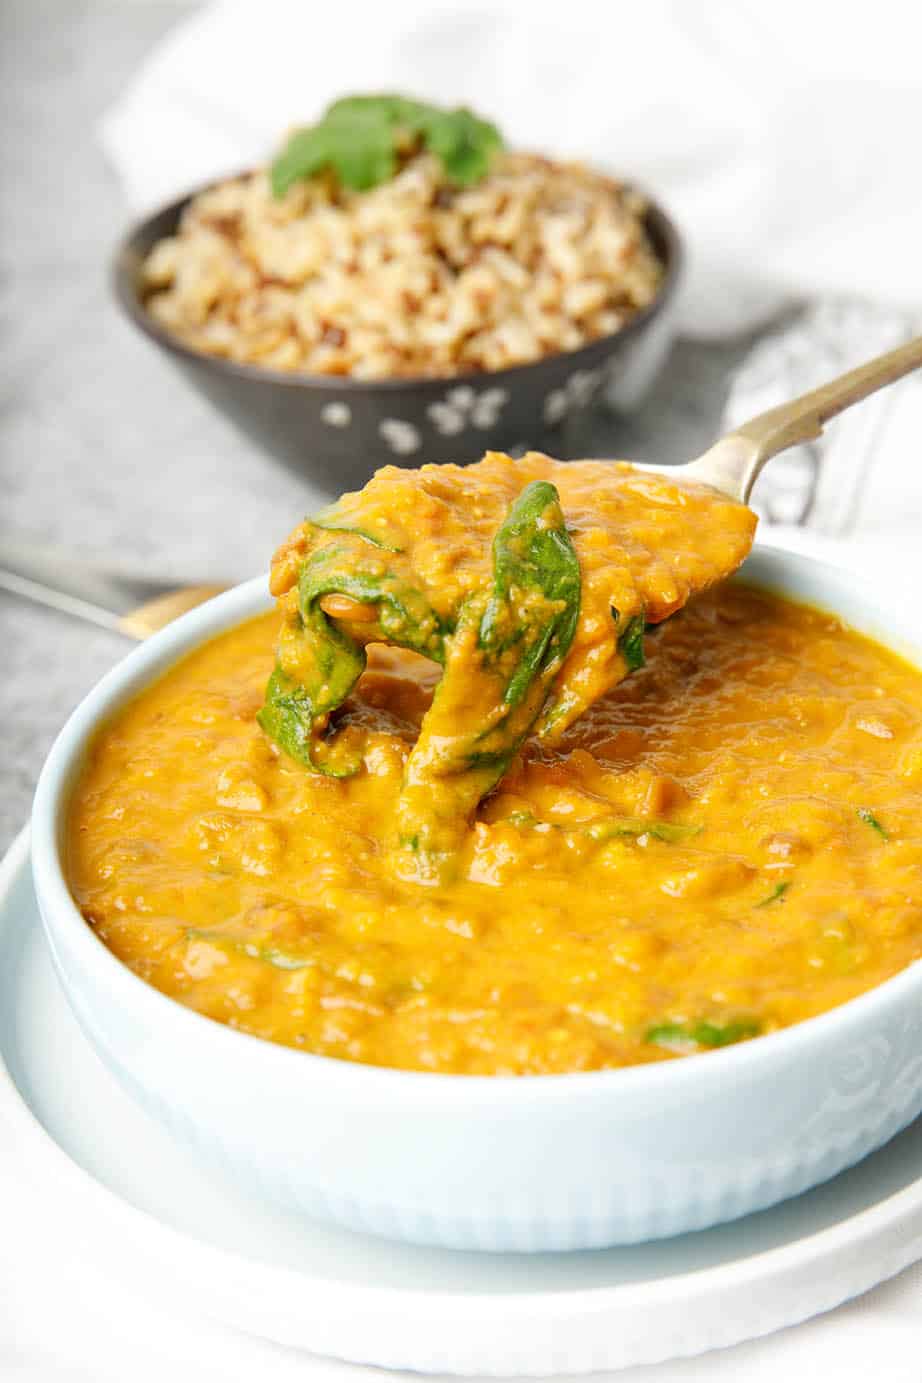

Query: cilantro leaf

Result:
[271,93,503,197]
[420,106,503,185]
[271,115,396,196]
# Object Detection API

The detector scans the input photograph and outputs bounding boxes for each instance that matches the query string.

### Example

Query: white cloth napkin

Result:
[100,0,922,337]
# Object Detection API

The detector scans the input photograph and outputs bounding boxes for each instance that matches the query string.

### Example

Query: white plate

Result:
[3,826,922,1376]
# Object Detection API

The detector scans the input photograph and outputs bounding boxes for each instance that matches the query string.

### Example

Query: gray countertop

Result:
[0,0,752,853]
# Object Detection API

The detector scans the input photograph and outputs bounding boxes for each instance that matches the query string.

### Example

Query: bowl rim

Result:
[32,543,922,1100]
[111,170,683,393]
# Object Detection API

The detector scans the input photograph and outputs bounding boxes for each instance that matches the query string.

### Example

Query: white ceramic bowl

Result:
[31,546,922,1253]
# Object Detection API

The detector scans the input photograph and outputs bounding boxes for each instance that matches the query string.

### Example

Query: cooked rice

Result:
[141,152,664,379]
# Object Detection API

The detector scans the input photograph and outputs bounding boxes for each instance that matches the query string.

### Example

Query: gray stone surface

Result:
[0,0,749,853]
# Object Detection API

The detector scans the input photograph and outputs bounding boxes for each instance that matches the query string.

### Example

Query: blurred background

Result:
[3,0,922,851]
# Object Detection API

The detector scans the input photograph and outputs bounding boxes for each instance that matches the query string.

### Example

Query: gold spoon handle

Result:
[117,586,227,638]
[683,334,922,503]
[0,545,226,640]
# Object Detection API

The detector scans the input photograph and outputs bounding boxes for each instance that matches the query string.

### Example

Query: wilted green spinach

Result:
[259,480,580,874]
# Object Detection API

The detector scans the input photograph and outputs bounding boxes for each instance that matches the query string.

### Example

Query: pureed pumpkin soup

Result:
[68,455,922,1074]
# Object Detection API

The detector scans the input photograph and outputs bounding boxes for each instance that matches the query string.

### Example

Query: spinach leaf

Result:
[506,812,700,846]
[583,816,702,844]
[646,1018,761,1052]
[187,928,315,972]
[536,602,649,740]
[260,482,580,873]
[307,512,403,552]
[299,540,445,660]
[257,660,365,778]
[258,533,446,775]
[857,807,890,841]
[480,479,581,706]
[396,481,580,871]
[617,612,646,671]
[755,881,790,907]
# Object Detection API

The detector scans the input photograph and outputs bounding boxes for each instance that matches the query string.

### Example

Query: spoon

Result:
[654,333,922,502]
[312,334,922,625]
[3,336,921,639]
[0,537,227,638]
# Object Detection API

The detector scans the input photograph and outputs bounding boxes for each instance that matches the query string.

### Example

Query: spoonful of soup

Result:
[260,335,922,878]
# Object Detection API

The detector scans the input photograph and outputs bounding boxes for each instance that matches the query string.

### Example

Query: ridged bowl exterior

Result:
[31,549,922,1252]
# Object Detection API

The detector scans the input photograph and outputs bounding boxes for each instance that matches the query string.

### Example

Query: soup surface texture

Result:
[69,585,922,1074]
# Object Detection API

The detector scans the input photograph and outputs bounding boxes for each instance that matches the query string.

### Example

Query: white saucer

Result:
[3,826,922,1376]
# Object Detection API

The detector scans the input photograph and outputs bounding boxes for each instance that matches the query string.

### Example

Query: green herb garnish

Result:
[646,1018,761,1052]
[271,94,503,197]
[755,881,790,908]
[857,808,890,841]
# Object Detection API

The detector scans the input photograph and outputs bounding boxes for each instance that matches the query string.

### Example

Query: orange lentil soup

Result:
[67,584,922,1074]
[263,453,756,875]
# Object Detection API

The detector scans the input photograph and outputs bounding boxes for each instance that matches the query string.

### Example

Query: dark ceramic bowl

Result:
[113,181,682,491]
